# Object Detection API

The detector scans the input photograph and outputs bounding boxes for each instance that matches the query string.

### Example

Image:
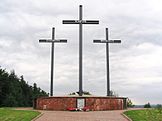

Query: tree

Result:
[0,68,9,106]
[0,66,48,107]
[127,98,135,107]
[144,102,151,108]
[156,104,162,114]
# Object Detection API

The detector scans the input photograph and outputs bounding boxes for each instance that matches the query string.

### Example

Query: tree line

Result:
[0,67,48,107]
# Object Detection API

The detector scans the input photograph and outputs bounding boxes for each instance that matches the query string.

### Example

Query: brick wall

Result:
[85,97,124,111]
[36,96,127,111]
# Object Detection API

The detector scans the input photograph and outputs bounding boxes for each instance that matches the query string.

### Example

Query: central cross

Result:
[63,5,99,96]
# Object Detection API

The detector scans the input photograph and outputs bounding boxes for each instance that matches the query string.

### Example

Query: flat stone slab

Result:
[35,110,129,121]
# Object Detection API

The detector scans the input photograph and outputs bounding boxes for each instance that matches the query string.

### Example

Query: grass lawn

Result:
[0,108,40,121]
[124,109,162,121]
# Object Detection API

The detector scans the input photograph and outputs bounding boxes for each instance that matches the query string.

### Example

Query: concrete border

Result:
[14,108,44,121]
[121,113,132,121]
[121,108,145,121]
[31,112,44,121]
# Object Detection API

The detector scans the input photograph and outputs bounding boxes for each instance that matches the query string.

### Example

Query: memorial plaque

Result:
[77,98,85,109]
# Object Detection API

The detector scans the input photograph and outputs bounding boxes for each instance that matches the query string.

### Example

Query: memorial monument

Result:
[36,5,127,111]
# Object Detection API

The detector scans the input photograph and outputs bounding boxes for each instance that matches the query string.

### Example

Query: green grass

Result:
[0,108,40,121]
[124,109,162,121]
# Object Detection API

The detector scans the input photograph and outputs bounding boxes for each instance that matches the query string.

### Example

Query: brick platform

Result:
[35,96,127,111]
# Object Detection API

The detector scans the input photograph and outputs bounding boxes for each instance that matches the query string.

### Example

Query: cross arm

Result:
[83,20,99,24]
[63,20,79,24]
[93,40,121,43]
[39,39,67,43]
[110,40,121,43]
[55,39,67,43]
[39,39,48,42]
[63,20,99,24]
[93,40,103,43]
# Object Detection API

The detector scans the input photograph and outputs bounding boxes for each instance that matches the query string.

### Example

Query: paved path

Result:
[35,110,129,121]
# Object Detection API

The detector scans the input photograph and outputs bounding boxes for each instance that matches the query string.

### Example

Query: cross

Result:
[39,27,67,97]
[93,28,121,96]
[63,5,99,96]
[62,5,99,96]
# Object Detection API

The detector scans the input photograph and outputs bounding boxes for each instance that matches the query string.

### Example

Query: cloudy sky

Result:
[0,0,162,105]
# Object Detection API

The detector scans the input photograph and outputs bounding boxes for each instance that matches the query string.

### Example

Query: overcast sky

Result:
[0,0,162,105]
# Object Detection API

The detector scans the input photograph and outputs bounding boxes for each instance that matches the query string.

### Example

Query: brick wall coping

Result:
[37,96,127,99]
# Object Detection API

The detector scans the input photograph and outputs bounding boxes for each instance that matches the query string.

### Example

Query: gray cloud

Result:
[0,0,162,104]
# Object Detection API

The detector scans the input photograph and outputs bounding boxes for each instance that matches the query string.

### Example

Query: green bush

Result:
[156,104,162,114]
[144,102,151,108]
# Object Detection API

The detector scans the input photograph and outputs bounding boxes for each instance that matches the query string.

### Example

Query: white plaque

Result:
[77,98,85,109]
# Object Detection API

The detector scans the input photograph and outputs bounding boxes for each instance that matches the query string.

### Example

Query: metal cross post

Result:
[93,28,121,96]
[63,5,99,96]
[39,27,67,97]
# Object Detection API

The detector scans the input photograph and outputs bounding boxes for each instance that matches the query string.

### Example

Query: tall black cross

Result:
[93,28,121,96]
[63,5,99,96]
[39,27,67,96]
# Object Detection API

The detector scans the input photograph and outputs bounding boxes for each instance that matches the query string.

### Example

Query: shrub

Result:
[144,102,151,108]
[156,104,162,114]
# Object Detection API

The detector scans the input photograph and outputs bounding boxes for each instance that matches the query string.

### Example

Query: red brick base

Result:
[36,96,127,111]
